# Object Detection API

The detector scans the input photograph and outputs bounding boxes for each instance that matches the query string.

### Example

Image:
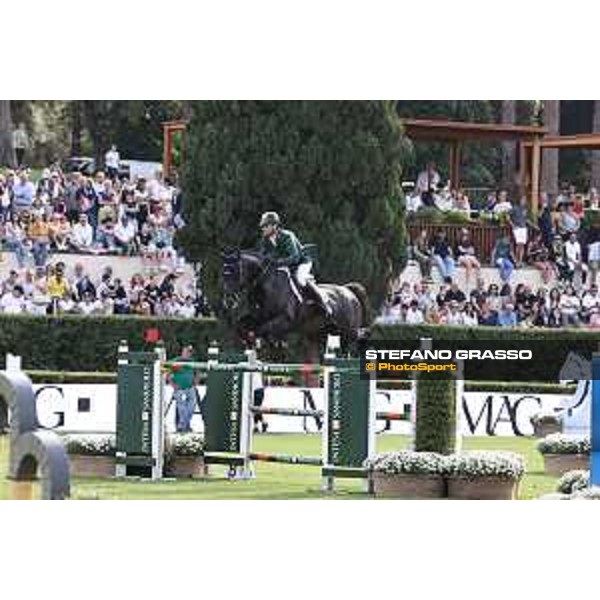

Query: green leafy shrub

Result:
[556,470,589,494]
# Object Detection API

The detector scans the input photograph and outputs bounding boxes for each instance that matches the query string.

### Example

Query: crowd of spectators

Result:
[0,260,206,317]
[386,163,600,329]
[0,158,185,270]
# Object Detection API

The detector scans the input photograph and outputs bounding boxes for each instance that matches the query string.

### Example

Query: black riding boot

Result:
[305,280,332,317]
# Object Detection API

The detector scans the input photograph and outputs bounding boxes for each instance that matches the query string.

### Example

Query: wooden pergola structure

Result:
[402,119,547,215]
[162,120,187,178]
[524,133,600,201]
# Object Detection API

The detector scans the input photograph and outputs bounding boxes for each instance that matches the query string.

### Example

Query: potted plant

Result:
[530,411,563,438]
[537,434,590,476]
[556,469,589,495]
[364,451,446,499]
[63,434,116,478]
[445,451,525,499]
[164,433,206,478]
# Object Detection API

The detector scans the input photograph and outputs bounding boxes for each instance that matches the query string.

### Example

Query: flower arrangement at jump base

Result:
[63,433,206,479]
[364,450,525,499]
[364,451,446,498]
[536,434,590,476]
[539,470,600,500]
[164,433,206,478]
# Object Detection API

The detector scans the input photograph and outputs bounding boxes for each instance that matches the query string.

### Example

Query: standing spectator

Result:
[415,162,441,207]
[104,145,120,181]
[587,228,600,286]
[12,123,29,166]
[491,233,515,283]
[493,190,512,215]
[558,203,580,238]
[564,232,587,287]
[538,196,554,250]
[12,171,35,213]
[431,230,455,280]
[0,174,11,220]
[510,196,528,266]
[412,230,433,278]
[455,228,480,287]
[167,344,200,433]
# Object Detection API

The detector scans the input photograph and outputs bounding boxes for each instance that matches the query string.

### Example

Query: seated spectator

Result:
[559,284,580,327]
[113,278,129,314]
[431,230,455,280]
[445,300,463,325]
[0,285,26,314]
[114,214,138,255]
[3,214,28,269]
[589,188,600,210]
[573,194,585,219]
[497,302,517,327]
[406,190,422,214]
[96,218,117,252]
[27,214,51,267]
[96,289,115,315]
[178,295,197,318]
[434,188,454,212]
[417,279,437,312]
[415,162,440,207]
[526,231,554,284]
[491,233,514,283]
[75,274,96,302]
[552,234,572,283]
[405,299,424,324]
[48,214,71,251]
[412,230,433,278]
[581,284,600,322]
[486,283,502,313]
[69,213,95,253]
[462,302,479,326]
[47,263,70,314]
[454,190,471,216]
[78,291,101,315]
[444,280,467,306]
[424,305,441,324]
[455,228,480,287]
[478,300,498,326]
[558,203,580,238]
[589,307,600,329]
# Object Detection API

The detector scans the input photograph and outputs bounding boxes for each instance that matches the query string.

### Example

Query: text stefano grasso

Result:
[363,349,533,361]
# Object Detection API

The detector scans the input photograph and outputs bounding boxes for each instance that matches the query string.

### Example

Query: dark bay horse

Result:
[221,249,370,346]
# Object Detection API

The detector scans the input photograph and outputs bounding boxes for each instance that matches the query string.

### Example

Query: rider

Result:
[258,211,332,317]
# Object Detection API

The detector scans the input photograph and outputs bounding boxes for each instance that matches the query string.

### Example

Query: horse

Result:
[221,249,370,349]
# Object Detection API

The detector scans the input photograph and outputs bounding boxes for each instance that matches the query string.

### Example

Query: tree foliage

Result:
[178,101,409,309]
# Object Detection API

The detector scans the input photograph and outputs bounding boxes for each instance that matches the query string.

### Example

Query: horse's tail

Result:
[345,282,371,328]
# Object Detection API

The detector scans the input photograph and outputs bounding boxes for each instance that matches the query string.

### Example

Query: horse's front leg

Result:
[255,314,293,340]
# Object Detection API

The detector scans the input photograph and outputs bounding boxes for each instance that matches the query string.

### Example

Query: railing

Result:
[407,221,512,264]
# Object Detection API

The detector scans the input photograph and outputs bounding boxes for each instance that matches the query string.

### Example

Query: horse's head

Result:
[559,351,591,384]
[221,249,265,312]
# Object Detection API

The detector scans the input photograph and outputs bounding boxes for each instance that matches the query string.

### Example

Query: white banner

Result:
[32,383,589,437]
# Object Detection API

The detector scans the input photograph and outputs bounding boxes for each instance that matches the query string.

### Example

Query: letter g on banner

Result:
[0,371,70,500]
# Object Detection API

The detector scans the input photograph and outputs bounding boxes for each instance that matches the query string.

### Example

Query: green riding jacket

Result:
[259,229,307,267]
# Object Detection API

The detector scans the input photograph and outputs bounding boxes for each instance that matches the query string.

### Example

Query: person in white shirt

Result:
[405,300,424,324]
[493,190,512,215]
[564,233,588,285]
[1,286,26,314]
[114,214,137,254]
[415,162,441,207]
[104,145,120,180]
[69,213,95,252]
[445,301,464,325]
[177,296,197,318]
[12,123,29,166]
[406,191,422,213]
[559,284,581,326]
[78,292,101,315]
[581,284,600,321]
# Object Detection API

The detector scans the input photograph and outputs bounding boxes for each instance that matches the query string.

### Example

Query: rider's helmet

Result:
[259,211,281,228]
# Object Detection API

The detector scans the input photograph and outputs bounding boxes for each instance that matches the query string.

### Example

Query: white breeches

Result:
[296,261,313,286]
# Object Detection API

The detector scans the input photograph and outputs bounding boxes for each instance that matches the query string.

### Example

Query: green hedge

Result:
[0,314,228,372]
[1,316,599,375]
[415,373,456,455]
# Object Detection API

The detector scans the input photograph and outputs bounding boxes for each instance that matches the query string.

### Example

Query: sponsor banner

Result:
[32,382,591,437]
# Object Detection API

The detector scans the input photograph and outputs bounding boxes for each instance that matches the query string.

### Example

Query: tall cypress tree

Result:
[178,101,409,310]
